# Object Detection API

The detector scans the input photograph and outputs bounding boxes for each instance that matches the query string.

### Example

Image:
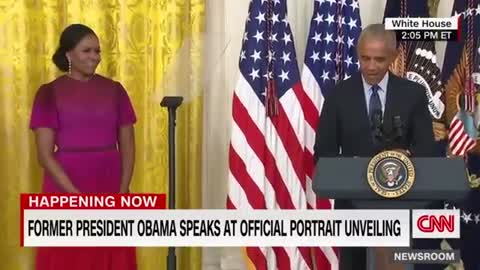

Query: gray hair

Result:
[357,23,397,52]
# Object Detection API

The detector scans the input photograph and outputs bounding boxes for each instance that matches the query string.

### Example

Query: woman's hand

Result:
[119,125,135,195]
[69,187,81,194]
[34,128,80,193]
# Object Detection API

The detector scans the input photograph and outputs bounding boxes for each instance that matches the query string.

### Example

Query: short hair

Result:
[52,24,97,72]
[357,23,397,52]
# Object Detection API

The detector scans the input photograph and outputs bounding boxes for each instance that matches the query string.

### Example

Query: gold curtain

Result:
[0,0,204,269]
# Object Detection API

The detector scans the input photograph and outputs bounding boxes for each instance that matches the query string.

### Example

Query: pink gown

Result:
[29,74,137,270]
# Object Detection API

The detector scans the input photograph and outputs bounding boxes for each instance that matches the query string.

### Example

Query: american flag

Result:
[465,77,477,113]
[444,0,480,157]
[443,153,480,270]
[449,110,477,156]
[300,0,361,267]
[463,0,479,114]
[227,0,321,269]
[443,1,480,268]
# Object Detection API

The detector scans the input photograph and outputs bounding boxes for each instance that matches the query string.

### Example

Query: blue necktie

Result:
[368,85,382,121]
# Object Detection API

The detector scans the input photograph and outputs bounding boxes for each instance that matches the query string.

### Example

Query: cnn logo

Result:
[412,210,460,239]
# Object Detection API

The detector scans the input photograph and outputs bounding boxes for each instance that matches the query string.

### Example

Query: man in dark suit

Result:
[313,24,436,270]
[313,25,435,160]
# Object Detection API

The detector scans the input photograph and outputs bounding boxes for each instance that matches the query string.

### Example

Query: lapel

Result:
[352,73,371,134]
[383,72,398,132]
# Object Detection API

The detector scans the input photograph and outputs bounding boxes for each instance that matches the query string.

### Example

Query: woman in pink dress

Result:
[29,24,137,270]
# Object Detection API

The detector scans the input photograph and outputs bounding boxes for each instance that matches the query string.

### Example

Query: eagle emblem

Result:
[367,150,415,198]
[380,161,403,187]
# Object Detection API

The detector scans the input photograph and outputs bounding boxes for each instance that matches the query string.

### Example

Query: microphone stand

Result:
[389,116,404,150]
[160,96,183,270]
[371,111,385,153]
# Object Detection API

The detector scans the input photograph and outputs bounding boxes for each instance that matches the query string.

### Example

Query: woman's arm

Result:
[34,128,79,193]
[118,125,135,193]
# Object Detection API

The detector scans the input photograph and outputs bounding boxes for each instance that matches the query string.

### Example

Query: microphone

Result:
[371,109,383,141]
[392,115,403,141]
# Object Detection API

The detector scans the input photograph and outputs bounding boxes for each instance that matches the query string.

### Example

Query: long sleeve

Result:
[313,90,340,163]
[409,87,436,157]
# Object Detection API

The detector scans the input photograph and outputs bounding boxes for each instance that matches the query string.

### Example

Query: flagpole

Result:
[160,96,183,270]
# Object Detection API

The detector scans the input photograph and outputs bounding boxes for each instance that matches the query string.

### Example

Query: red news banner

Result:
[21,194,166,209]
[20,194,418,247]
[21,194,166,246]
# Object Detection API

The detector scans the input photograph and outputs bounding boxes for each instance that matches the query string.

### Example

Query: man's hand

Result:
[432,122,447,141]
[391,148,411,156]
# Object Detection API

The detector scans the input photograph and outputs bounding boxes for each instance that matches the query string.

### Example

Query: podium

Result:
[312,155,471,269]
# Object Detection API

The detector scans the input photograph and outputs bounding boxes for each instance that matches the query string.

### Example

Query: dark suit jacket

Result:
[313,72,435,162]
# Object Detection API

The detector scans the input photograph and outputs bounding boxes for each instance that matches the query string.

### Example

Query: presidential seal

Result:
[367,150,415,198]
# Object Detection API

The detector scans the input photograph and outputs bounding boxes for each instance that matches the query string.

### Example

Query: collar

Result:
[361,72,389,92]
